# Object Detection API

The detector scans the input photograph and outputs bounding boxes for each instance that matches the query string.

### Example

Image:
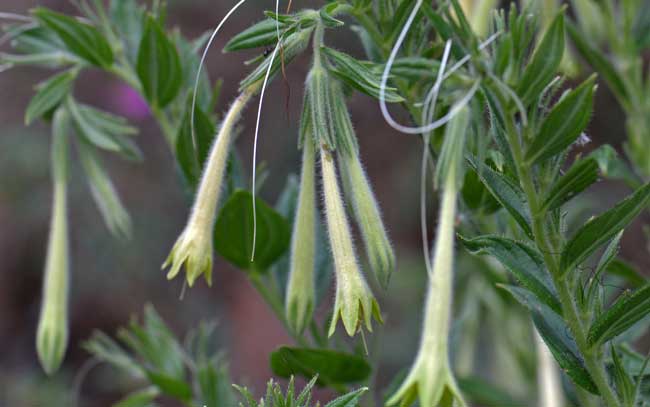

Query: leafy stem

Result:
[500,93,621,407]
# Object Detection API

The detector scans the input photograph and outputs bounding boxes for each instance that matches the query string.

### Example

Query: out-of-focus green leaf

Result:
[270,347,371,385]
[136,15,183,108]
[109,0,146,64]
[175,99,216,188]
[25,69,77,125]
[324,387,368,407]
[214,190,291,271]
[32,8,114,67]
[77,141,132,239]
[567,21,628,101]
[145,371,192,402]
[560,183,650,274]
[457,376,524,407]
[113,387,159,407]
[588,285,650,346]
[526,76,596,164]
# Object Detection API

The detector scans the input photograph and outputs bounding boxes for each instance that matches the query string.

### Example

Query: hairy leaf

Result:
[588,285,650,346]
[541,157,599,212]
[270,347,371,385]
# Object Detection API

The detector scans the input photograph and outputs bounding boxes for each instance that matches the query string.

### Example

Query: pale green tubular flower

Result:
[37,109,71,375]
[320,147,382,337]
[340,151,395,290]
[285,136,317,335]
[387,108,470,407]
[163,86,256,287]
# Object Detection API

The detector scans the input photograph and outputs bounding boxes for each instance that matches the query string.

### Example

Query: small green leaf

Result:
[32,7,114,67]
[214,190,291,271]
[83,331,142,377]
[109,0,146,64]
[146,371,192,402]
[517,11,565,106]
[611,345,636,404]
[588,285,650,346]
[541,157,599,212]
[501,285,599,394]
[322,47,404,103]
[560,183,650,274]
[136,15,183,108]
[224,19,287,52]
[468,159,533,238]
[319,3,345,28]
[324,387,369,407]
[175,100,216,188]
[607,259,647,289]
[526,76,596,164]
[67,98,142,160]
[460,235,561,314]
[270,347,371,385]
[25,70,77,125]
[113,387,160,407]
[78,141,132,239]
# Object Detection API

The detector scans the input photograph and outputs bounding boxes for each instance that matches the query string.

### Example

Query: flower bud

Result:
[163,89,255,287]
[37,109,70,375]
[340,152,395,289]
[320,147,382,337]
[285,137,317,335]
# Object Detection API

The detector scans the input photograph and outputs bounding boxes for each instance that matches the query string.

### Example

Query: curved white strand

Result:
[190,0,248,152]
[251,0,281,262]
[0,12,32,22]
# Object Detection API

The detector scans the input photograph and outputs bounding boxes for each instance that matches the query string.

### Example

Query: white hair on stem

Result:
[419,40,452,278]
[190,0,248,153]
[251,0,281,261]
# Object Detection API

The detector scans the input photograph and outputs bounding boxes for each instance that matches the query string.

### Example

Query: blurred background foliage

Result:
[0,0,648,406]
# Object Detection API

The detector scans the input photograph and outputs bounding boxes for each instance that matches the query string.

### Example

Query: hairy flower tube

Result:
[387,108,470,407]
[163,87,256,287]
[37,109,71,375]
[340,151,395,290]
[321,147,382,337]
[285,136,317,335]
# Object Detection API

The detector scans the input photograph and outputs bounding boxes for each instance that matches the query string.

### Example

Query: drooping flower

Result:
[163,88,255,287]
[387,107,470,407]
[285,136,317,335]
[339,151,395,289]
[37,109,71,375]
[320,146,382,337]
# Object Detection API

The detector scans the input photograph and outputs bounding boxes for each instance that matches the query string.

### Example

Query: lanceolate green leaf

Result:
[224,19,287,52]
[32,8,114,68]
[324,387,369,407]
[588,285,650,347]
[25,69,77,125]
[213,190,290,271]
[322,47,403,103]
[541,157,599,212]
[270,346,371,385]
[501,285,599,394]
[468,159,533,238]
[560,183,650,274]
[136,15,183,108]
[517,11,565,106]
[526,76,596,164]
[460,235,561,314]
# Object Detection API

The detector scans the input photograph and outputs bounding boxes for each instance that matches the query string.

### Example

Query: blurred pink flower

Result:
[110,83,150,120]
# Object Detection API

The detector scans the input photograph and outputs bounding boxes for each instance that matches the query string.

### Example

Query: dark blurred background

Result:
[0,1,647,406]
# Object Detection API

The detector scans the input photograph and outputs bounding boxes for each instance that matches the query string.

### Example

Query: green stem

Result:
[503,110,621,407]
